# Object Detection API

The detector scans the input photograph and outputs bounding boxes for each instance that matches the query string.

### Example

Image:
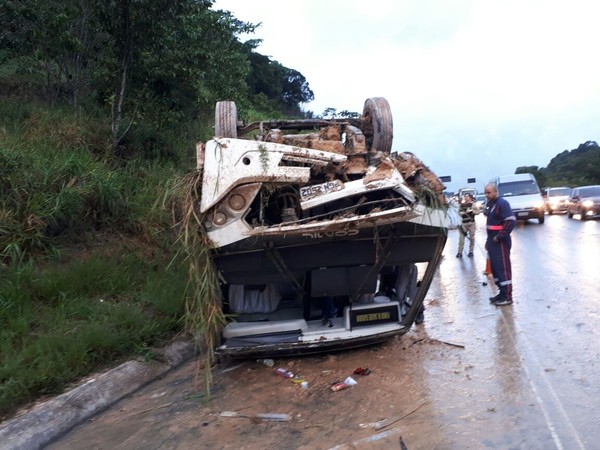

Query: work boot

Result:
[489,292,503,303]
[468,252,474,257]
[494,297,513,306]
[456,252,462,258]
[415,310,425,324]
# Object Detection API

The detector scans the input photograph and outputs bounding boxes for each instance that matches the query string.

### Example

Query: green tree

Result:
[1,0,315,159]
[515,165,546,187]
[0,0,108,108]
[97,0,258,155]
[246,51,313,116]
[320,107,338,119]
[538,141,600,187]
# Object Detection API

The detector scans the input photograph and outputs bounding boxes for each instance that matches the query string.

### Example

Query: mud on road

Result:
[48,324,465,450]
[45,218,600,450]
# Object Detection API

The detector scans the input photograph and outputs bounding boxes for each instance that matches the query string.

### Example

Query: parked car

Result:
[566,185,600,220]
[543,187,571,214]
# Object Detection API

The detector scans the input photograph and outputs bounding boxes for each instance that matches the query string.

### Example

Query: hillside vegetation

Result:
[515,140,600,187]
[0,0,315,420]
[0,101,198,420]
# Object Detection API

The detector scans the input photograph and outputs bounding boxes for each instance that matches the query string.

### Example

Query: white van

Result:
[200,98,449,358]
[492,173,545,224]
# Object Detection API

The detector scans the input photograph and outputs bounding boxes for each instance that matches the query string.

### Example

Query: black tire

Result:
[362,97,393,154]
[567,210,574,218]
[215,101,238,138]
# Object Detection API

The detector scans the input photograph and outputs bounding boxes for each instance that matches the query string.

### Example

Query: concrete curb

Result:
[0,340,196,450]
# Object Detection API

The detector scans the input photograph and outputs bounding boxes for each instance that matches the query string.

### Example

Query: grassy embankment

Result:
[0,101,207,420]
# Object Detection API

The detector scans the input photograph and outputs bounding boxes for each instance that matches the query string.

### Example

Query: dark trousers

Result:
[487,236,513,300]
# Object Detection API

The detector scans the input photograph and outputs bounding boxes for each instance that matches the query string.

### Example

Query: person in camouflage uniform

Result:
[457,193,477,257]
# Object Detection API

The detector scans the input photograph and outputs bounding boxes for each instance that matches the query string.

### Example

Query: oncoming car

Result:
[566,185,600,220]
[493,173,545,224]
[543,187,571,214]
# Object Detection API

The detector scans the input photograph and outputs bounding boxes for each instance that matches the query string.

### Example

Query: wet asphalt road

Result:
[46,213,600,449]
[426,212,600,449]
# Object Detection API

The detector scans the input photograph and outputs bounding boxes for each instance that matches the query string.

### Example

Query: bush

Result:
[0,103,191,420]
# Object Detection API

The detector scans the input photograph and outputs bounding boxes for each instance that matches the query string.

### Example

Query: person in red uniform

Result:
[484,183,516,306]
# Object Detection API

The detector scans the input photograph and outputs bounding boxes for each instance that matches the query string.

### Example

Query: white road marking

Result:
[499,311,587,450]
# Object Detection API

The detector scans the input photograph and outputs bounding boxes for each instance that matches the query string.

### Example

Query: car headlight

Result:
[583,199,593,208]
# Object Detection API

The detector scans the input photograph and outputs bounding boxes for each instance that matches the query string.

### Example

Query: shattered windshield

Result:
[498,180,540,197]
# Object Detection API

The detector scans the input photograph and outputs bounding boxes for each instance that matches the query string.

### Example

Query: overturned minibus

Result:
[196,98,448,358]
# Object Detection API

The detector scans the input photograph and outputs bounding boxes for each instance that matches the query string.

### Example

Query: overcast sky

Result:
[213,0,599,193]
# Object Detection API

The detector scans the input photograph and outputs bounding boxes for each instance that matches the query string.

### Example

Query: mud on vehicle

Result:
[196,98,449,358]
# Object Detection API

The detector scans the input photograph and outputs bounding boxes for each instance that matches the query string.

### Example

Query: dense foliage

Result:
[0,0,317,419]
[0,0,314,159]
[0,103,190,419]
[515,141,600,188]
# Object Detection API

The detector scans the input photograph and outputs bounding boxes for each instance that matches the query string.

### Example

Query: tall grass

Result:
[165,172,226,397]
[0,104,187,263]
[0,102,193,420]
[0,255,188,418]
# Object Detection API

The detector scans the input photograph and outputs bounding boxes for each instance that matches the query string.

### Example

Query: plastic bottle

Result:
[255,413,292,422]
[275,368,294,378]
[257,358,274,368]
[331,382,349,392]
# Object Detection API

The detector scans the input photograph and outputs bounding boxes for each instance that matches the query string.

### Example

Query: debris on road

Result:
[359,399,430,430]
[218,411,292,422]
[327,427,405,449]
[353,367,371,376]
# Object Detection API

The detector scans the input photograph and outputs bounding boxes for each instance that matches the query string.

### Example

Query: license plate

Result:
[518,212,528,217]
[348,304,400,328]
[300,179,343,201]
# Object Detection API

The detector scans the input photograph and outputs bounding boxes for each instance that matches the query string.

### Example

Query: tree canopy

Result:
[516,141,600,188]
[0,0,314,158]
